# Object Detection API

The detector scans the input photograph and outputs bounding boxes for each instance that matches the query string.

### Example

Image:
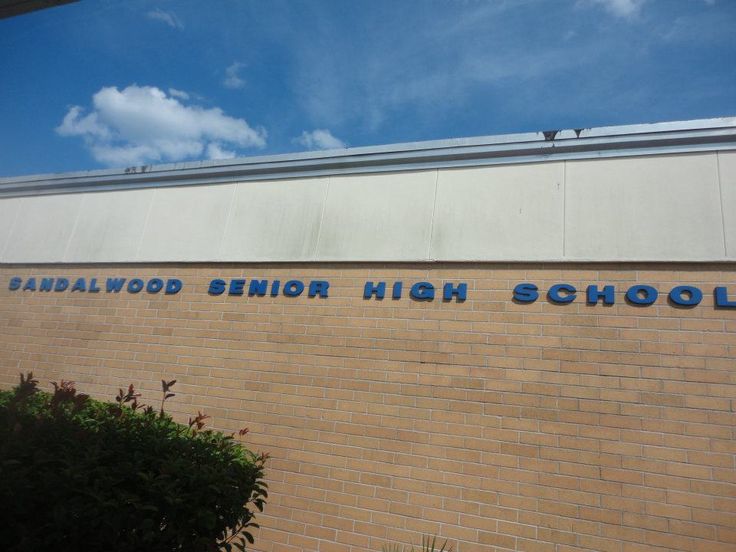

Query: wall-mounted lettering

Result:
[9,277,182,295]
[514,283,735,309]
[7,277,735,309]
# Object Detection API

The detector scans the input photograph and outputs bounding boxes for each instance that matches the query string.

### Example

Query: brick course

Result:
[1,263,735,552]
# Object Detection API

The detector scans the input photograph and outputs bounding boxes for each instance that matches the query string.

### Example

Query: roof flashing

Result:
[1,116,735,198]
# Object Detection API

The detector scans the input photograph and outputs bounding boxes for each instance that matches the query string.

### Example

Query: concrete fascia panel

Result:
[219,178,328,262]
[564,154,724,261]
[315,171,436,261]
[3,194,81,263]
[430,163,564,261]
[63,188,154,262]
[136,184,236,262]
[718,151,736,259]
[0,198,22,261]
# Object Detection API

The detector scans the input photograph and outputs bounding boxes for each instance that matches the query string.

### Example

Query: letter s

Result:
[513,283,538,303]
[208,279,226,295]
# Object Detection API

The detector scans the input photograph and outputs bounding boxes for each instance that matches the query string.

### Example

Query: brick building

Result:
[1,118,735,551]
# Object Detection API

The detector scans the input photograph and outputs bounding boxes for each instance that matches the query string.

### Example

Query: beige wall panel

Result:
[3,194,81,263]
[315,171,436,260]
[137,184,236,262]
[64,189,154,263]
[431,163,564,260]
[219,178,327,261]
[718,151,736,258]
[565,153,725,260]
[0,198,22,261]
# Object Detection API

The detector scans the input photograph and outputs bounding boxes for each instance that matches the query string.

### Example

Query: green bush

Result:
[382,535,453,552]
[0,373,267,552]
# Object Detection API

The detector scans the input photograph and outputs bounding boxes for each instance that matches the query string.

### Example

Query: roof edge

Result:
[2,116,735,198]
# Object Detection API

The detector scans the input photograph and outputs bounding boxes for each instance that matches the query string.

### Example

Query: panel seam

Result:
[716,152,728,257]
[312,177,331,260]
[562,161,567,258]
[135,189,156,261]
[426,169,440,261]
[61,196,85,262]
[216,184,239,261]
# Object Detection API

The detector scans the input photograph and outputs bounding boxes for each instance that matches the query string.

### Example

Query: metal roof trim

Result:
[2,116,735,198]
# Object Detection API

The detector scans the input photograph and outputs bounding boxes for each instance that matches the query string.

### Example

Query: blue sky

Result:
[1,0,734,176]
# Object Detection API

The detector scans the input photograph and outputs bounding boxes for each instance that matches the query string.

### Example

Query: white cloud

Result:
[295,129,346,150]
[56,85,266,167]
[588,0,646,18]
[90,144,161,167]
[223,62,246,89]
[206,143,237,160]
[146,8,183,29]
[57,106,110,140]
[168,88,189,100]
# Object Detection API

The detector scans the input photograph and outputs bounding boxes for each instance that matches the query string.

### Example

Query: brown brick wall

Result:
[1,264,735,552]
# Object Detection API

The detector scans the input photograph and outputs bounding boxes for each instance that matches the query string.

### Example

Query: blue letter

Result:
[410,282,434,301]
[8,277,21,291]
[165,279,182,294]
[513,283,538,303]
[626,285,658,305]
[71,278,87,292]
[23,278,36,291]
[284,280,305,297]
[586,285,615,305]
[443,282,467,302]
[71,278,86,292]
[364,281,386,299]
[249,280,268,296]
[54,278,69,292]
[39,278,54,292]
[270,280,280,296]
[229,279,245,296]
[392,282,403,299]
[714,287,736,308]
[308,280,329,298]
[146,278,164,293]
[548,284,576,304]
[669,286,702,307]
[106,278,125,292]
[89,278,100,293]
[208,279,226,295]
[127,279,144,293]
